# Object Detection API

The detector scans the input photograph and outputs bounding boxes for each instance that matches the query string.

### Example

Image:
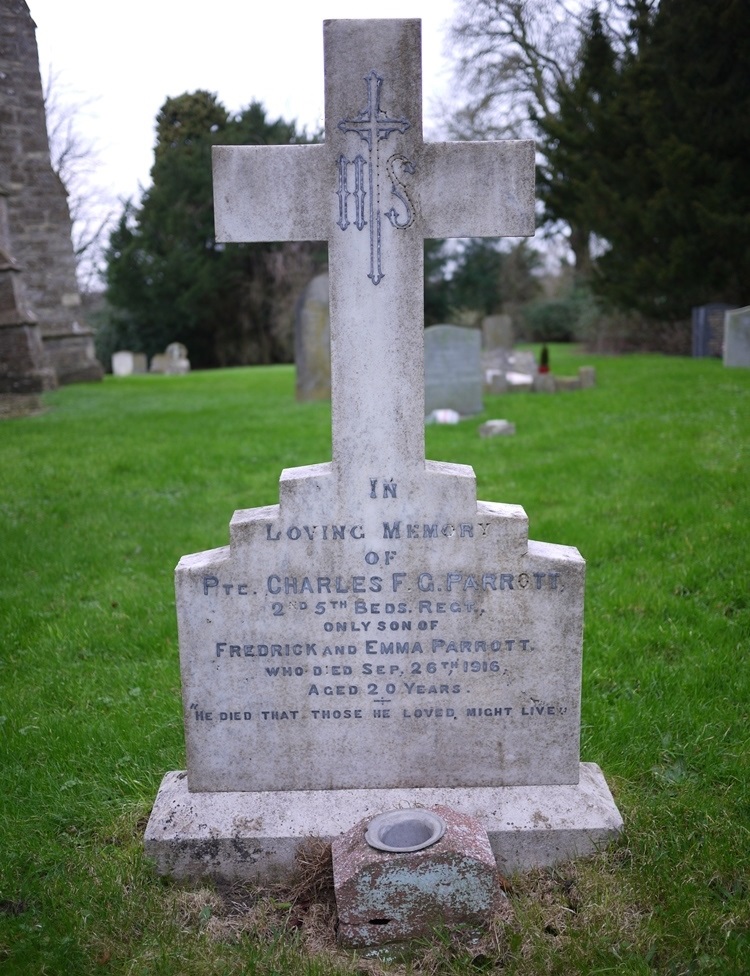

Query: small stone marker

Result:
[295,272,331,400]
[145,18,622,884]
[478,419,515,438]
[723,305,750,368]
[334,805,500,947]
[424,324,483,416]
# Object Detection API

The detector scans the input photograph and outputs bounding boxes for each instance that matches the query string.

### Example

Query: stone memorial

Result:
[424,324,483,417]
[482,313,513,351]
[112,350,148,377]
[723,306,750,368]
[145,18,622,885]
[295,272,331,400]
[692,303,735,358]
[149,342,190,375]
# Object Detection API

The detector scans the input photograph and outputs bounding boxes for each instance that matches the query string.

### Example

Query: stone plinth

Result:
[145,763,622,884]
[333,805,500,947]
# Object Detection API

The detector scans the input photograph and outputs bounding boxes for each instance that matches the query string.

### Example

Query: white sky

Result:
[30,0,460,210]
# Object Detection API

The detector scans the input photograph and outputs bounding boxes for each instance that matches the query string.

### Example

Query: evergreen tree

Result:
[105,92,319,367]
[535,8,619,280]
[593,0,750,320]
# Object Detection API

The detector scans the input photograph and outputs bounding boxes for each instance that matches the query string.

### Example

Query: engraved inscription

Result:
[337,70,412,284]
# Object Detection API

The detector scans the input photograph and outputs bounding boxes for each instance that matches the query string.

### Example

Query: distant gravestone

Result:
[482,313,513,350]
[111,351,147,376]
[723,306,750,368]
[295,272,331,400]
[150,343,190,375]
[424,325,482,416]
[145,17,621,886]
[692,304,735,358]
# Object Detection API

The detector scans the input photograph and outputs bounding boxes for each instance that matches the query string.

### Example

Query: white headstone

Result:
[145,18,621,883]
[111,350,147,376]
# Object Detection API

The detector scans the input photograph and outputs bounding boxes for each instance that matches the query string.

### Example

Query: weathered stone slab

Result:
[112,350,148,376]
[692,303,734,358]
[723,305,750,368]
[533,373,556,393]
[144,763,623,883]
[178,516,584,792]
[424,325,483,416]
[295,272,331,400]
[482,314,513,351]
[333,805,500,947]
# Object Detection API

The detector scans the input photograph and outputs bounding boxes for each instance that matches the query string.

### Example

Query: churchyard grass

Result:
[1,348,748,975]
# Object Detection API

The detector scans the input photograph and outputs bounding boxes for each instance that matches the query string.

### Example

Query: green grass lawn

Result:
[1,347,748,975]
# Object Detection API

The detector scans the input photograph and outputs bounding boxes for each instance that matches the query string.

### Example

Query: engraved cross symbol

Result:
[337,70,411,285]
[212,19,534,498]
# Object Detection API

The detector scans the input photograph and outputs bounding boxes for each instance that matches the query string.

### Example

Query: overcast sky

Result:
[30,0,460,211]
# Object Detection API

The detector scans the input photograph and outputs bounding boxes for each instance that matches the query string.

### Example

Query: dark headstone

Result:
[691,304,736,358]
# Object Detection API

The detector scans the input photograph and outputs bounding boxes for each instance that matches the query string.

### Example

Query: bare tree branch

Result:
[43,68,116,291]
[448,0,586,140]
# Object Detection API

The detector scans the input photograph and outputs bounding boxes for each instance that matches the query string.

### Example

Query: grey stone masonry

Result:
[0,182,56,400]
[0,1,102,384]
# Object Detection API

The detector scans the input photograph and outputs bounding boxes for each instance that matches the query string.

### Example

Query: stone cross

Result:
[213,19,534,513]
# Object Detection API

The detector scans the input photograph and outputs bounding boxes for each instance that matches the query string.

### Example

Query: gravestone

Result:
[424,324,482,416]
[149,343,190,375]
[295,272,331,400]
[145,18,622,884]
[692,304,735,358]
[111,350,148,376]
[723,306,750,368]
[482,313,513,351]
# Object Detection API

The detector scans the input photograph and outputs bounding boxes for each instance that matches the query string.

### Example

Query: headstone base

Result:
[145,763,622,884]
